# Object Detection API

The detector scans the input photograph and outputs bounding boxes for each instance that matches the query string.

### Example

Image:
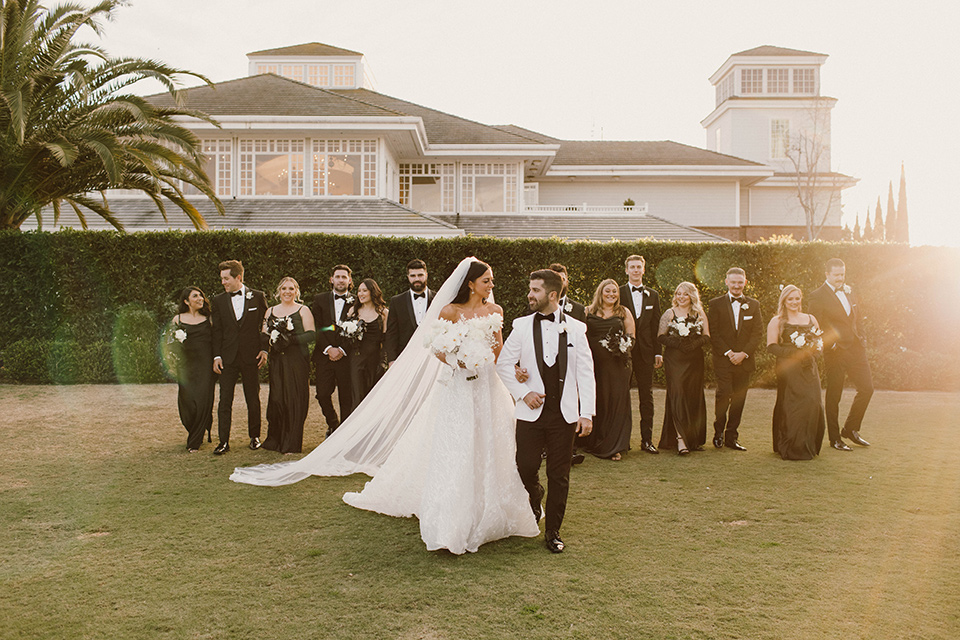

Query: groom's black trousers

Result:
[516,414,576,534]
[217,359,261,443]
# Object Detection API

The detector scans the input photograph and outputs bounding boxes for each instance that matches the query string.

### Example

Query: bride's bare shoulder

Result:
[483,302,504,317]
[439,304,460,322]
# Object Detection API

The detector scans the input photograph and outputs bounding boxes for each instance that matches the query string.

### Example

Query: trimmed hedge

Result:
[1,230,958,390]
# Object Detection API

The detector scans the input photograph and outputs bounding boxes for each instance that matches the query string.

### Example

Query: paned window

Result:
[793,68,816,94]
[716,73,735,106]
[770,119,790,159]
[307,64,331,86]
[239,139,305,196]
[461,163,518,213]
[333,65,355,87]
[256,64,279,75]
[741,68,763,94]
[399,164,455,212]
[184,139,232,196]
[311,139,377,196]
[767,68,789,93]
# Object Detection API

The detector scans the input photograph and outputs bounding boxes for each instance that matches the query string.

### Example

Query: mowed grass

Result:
[2,383,958,640]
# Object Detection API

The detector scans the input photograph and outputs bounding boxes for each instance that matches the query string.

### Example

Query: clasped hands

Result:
[212,350,268,373]
[727,351,748,365]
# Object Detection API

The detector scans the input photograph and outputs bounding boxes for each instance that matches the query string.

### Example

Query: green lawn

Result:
[2,384,958,640]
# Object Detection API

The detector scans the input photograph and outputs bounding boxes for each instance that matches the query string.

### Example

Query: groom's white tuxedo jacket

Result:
[497,312,596,424]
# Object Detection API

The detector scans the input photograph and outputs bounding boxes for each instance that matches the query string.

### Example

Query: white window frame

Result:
[793,68,816,94]
[311,139,377,197]
[185,139,232,197]
[767,68,789,94]
[741,68,763,94]
[460,163,518,213]
[239,139,305,197]
[770,119,790,159]
[399,163,455,212]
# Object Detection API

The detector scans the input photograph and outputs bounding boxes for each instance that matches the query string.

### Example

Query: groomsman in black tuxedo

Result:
[809,258,873,450]
[311,264,355,437]
[707,267,763,451]
[619,255,662,454]
[549,263,587,322]
[211,260,268,454]
[384,259,434,365]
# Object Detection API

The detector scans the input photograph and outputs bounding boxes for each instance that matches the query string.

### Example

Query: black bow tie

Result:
[413,292,426,300]
[631,286,643,293]
[335,294,348,300]
[536,312,555,323]
[731,296,744,303]
[230,290,243,297]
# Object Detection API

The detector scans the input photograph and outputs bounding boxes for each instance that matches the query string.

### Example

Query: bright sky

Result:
[98,0,960,247]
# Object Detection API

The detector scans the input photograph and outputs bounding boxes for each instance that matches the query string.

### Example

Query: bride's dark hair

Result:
[451,260,491,304]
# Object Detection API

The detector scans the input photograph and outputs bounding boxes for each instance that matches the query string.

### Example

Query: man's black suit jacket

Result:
[384,288,434,362]
[211,288,268,366]
[559,296,587,323]
[311,291,351,362]
[619,283,661,359]
[707,294,763,372]
[808,283,866,351]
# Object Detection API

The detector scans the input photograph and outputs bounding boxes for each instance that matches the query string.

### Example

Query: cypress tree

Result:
[886,181,898,242]
[863,210,873,242]
[853,213,862,242]
[873,197,885,241]
[897,163,909,244]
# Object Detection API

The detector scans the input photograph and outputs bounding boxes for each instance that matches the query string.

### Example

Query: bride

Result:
[231,258,539,554]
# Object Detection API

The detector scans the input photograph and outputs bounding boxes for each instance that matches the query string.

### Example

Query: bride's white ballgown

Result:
[344,346,539,554]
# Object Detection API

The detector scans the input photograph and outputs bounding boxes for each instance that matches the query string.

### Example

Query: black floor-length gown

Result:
[582,314,633,458]
[770,322,826,460]
[263,308,314,454]
[350,316,385,406]
[657,316,709,451]
[175,318,215,450]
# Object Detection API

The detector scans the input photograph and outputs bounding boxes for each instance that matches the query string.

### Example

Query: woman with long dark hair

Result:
[346,278,389,405]
[168,286,215,452]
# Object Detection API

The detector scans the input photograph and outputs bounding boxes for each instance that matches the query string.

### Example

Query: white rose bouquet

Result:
[667,315,703,338]
[788,326,824,352]
[426,313,502,381]
[599,325,634,366]
[267,315,297,354]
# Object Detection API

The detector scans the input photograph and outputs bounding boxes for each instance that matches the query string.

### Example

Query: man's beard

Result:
[528,297,548,312]
[410,281,426,293]
[334,285,349,294]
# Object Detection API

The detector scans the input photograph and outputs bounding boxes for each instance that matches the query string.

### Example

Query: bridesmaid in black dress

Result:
[262,277,316,454]
[582,279,635,461]
[657,282,711,455]
[346,278,389,406]
[169,287,215,452]
[767,285,826,460]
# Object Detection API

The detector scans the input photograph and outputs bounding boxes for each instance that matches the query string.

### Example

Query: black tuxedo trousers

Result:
[824,345,873,439]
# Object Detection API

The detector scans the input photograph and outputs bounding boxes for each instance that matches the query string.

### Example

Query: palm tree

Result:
[0,0,223,230]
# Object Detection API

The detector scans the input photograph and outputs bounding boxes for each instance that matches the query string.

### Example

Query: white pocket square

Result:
[645,305,654,310]
[743,315,753,320]
[248,307,258,311]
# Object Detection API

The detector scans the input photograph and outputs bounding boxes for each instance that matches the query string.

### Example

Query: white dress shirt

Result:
[538,314,560,366]
[630,284,644,319]
[333,293,347,324]
[231,285,246,321]
[411,289,428,325]
[828,282,852,315]
[730,293,742,330]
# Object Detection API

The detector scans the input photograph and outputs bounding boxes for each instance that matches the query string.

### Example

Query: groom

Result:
[498,269,596,554]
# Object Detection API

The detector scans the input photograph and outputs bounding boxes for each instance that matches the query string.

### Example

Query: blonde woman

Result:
[657,282,710,455]
[261,277,316,454]
[766,285,826,460]
[582,279,635,460]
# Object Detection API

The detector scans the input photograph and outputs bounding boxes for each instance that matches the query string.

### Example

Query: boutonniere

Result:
[245,290,253,300]
[842,285,851,294]
[741,303,749,311]
[564,302,573,313]
[174,329,187,343]
[555,321,570,334]
[344,294,355,304]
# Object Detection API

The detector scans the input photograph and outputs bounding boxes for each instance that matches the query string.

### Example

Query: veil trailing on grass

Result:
[229,256,477,486]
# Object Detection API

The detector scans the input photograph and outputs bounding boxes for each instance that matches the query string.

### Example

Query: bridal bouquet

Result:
[425,313,503,380]
[787,326,823,352]
[338,318,365,342]
[267,315,296,353]
[667,315,703,338]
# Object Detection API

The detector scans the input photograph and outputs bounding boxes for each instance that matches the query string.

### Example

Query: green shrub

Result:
[2,338,51,383]
[112,303,164,384]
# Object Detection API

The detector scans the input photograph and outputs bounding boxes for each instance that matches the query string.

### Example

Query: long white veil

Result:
[229,256,477,486]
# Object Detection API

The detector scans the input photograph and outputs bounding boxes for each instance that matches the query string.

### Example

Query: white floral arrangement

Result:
[174,329,187,343]
[426,313,503,380]
[842,285,851,294]
[599,328,633,357]
[245,290,253,300]
[564,301,573,313]
[789,326,824,351]
[668,315,702,338]
[268,317,295,345]
[339,318,364,342]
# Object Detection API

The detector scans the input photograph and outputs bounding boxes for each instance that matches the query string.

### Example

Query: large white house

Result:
[29,43,856,241]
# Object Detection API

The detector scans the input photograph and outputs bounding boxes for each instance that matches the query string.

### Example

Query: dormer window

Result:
[767,68,789,93]
[793,68,816,94]
[741,69,763,94]
[255,62,357,88]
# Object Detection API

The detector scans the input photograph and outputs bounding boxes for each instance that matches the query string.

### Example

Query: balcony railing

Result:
[522,203,648,215]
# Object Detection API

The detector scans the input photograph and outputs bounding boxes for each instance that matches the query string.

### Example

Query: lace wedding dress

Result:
[231,257,539,553]
[344,319,539,554]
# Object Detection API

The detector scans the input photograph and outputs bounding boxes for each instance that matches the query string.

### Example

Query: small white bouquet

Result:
[173,329,187,343]
[338,318,364,342]
[668,315,703,338]
[426,313,502,381]
[789,326,823,352]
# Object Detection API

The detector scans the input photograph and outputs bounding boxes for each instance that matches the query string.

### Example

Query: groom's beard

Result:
[410,281,426,293]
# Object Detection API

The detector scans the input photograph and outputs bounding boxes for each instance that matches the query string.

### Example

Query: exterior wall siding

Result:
[748,186,842,227]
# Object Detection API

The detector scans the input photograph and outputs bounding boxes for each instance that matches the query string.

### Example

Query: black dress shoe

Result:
[571,453,585,465]
[830,440,853,451]
[726,441,747,451]
[213,442,230,455]
[841,430,870,447]
[641,441,659,454]
[545,530,564,553]
[249,437,262,450]
[713,436,724,449]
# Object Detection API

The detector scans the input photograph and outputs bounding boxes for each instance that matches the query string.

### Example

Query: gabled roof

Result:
[28,199,463,237]
[433,213,729,243]
[552,140,764,167]
[331,89,540,146]
[732,45,826,57]
[247,42,363,57]
[147,74,402,117]
[492,125,561,143]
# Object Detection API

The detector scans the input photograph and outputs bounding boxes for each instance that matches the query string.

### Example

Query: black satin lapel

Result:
[558,317,568,395]
[406,294,417,327]
[533,317,545,382]
[726,296,736,332]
